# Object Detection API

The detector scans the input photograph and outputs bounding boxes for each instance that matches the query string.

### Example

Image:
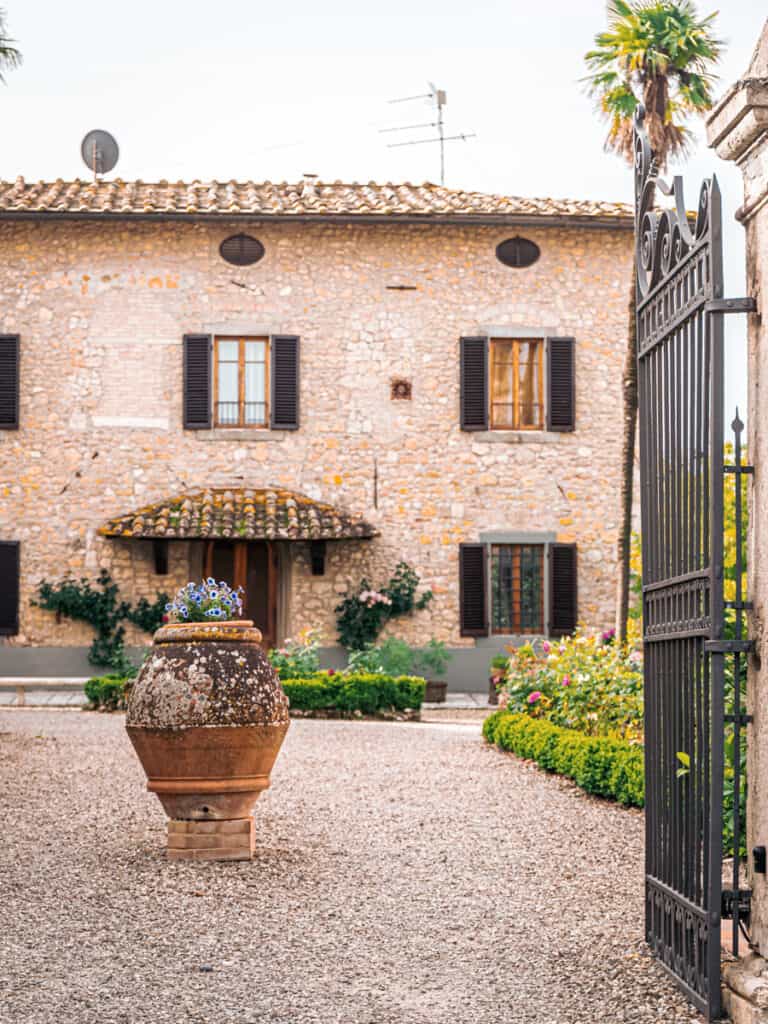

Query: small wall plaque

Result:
[390,378,412,401]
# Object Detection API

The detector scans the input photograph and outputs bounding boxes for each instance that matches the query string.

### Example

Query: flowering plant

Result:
[500,631,643,740]
[164,579,244,623]
[335,562,433,650]
[269,629,322,678]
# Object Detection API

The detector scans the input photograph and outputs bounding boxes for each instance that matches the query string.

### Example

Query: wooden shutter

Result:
[549,543,577,637]
[459,543,488,637]
[460,336,488,430]
[0,541,19,635]
[183,334,212,429]
[546,336,575,431]
[270,335,300,430]
[0,335,20,430]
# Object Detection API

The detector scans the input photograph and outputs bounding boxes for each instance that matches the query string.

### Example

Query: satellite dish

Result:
[80,129,119,177]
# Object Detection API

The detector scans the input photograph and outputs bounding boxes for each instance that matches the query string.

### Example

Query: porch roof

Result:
[99,488,377,542]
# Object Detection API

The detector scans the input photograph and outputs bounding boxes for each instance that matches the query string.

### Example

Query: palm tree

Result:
[0,7,22,83]
[584,0,722,641]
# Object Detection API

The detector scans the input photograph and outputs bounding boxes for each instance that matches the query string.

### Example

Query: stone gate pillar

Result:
[707,22,768,956]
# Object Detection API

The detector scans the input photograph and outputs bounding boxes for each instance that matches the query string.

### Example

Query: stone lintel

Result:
[707,78,768,162]
[706,23,768,223]
[471,430,563,445]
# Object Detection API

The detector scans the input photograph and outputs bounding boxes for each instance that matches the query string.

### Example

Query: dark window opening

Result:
[491,543,544,634]
[0,540,20,635]
[310,540,326,576]
[219,234,265,267]
[153,540,169,576]
[496,236,540,269]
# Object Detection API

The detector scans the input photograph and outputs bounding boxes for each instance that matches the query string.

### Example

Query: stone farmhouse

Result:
[0,175,634,685]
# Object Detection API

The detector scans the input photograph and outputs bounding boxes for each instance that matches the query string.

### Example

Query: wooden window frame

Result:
[490,542,545,635]
[213,336,269,429]
[489,337,544,431]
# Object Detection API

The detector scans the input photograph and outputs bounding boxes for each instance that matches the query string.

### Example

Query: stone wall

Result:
[0,216,633,658]
[707,20,768,954]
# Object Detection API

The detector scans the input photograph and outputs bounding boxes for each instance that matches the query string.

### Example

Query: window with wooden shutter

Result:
[270,335,300,430]
[546,336,575,431]
[491,544,544,633]
[0,335,20,430]
[183,334,212,429]
[460,336,488,431]
[0,541,20,635]
[213,337,268,427]
[549,542,578,637]
[490,339,544,430]
[459,543,488,636]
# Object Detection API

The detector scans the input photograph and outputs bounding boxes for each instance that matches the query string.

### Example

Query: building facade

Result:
[0,177,634,685]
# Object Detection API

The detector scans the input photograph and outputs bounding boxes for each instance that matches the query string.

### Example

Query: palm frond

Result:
[582,0,722,167]
[0,7,22,84]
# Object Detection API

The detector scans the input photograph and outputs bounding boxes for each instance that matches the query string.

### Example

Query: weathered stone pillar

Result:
[707,17,768,975]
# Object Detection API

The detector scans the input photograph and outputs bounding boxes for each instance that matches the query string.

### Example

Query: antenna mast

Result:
[381,83,475,186]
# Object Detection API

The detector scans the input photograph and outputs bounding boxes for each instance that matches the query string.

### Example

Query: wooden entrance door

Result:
[203,540,278,650]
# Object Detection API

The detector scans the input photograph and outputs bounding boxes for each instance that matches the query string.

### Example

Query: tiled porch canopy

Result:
[99,488,377,541]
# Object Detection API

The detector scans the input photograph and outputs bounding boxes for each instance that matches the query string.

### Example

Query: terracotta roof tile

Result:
[99,488,377,542]
[0,176,633,223]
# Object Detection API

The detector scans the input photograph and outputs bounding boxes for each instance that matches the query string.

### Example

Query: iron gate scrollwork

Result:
[634,105,754,1020]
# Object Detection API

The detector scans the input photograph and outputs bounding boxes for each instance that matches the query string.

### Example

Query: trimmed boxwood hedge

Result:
[84,671,426,715]
[483,710,644,808]
[84,674,130,710]
[282,673,426,713]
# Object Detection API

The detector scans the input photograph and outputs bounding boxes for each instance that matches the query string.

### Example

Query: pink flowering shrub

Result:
[500,632,643,741]
[335,562,433,649]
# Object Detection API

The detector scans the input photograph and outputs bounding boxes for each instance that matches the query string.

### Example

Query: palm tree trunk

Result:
[616,283,638,641]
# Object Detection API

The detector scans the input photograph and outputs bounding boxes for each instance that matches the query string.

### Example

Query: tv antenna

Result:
[381,83,475,185]
[80,129,120,182]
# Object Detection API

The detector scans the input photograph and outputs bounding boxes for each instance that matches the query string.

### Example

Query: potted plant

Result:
[413,639,451,703]
[488,654,508,706]
[345,636,452,703]
[125,579,290,861]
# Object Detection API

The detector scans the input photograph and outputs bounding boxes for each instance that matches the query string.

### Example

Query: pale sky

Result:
[1,0,763,420]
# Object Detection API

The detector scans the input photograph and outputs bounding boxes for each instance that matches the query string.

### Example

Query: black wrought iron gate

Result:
[634,107,755,1020]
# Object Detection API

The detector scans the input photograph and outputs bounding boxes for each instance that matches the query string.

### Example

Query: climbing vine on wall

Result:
[335,561,433,650]
[33,570,168,672]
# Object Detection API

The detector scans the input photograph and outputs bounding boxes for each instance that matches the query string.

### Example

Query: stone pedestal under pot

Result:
[126,620,289,861]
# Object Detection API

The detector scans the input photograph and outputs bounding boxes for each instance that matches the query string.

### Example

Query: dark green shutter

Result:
[183,334,212,429]
[0,335,20,429]
[546,336,575,431]
[459,543,488,636]
[270,335,300,430]
[0,541,20,635]
[549,543,577,637]
[460,336,488,430]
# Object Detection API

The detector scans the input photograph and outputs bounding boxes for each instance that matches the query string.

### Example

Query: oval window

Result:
[219,234,265,267]
[496,236,540,269]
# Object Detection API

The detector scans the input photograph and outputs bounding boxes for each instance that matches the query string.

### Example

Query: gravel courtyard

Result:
[1,710,702,1024]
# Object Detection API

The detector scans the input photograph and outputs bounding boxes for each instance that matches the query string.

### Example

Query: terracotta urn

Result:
[126,619,289,860]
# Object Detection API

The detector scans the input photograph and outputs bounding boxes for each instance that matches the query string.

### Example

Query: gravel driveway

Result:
[0,711,703,1024]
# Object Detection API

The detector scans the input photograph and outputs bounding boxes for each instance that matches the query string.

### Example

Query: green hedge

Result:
[84,674,130,710]
[282,673,426,713]
[84,671,426,715]
[483,711,644,808]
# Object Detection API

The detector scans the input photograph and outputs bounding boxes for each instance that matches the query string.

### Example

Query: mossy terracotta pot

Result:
[126,620,290,821]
